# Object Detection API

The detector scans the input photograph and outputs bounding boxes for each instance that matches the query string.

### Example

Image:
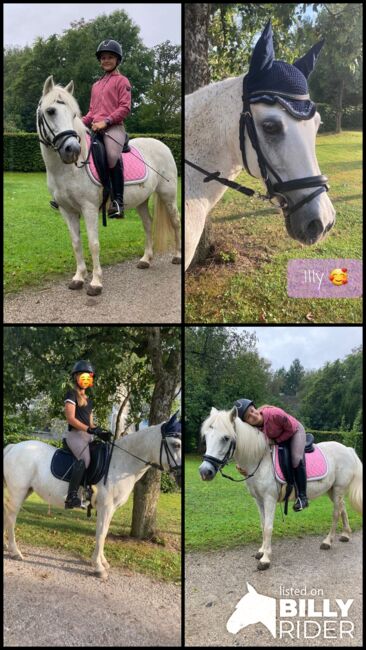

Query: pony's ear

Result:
[210,407,218,416]
[247,582,257,594]
[43,75,54,96]
[229,406,237,422]
[64,80,74,95]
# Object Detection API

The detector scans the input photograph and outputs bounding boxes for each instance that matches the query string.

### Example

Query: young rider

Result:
[234,398,309,511]
[64,360,110,509]
[51,39,131,218]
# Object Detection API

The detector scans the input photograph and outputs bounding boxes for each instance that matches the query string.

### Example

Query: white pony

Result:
[4,422,181,579]
[37,76,181,294]
[199,407,362,570]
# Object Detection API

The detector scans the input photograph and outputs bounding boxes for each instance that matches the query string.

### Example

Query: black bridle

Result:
[37,99,80,153]
[202,428,266,482]
[185,74,329,218]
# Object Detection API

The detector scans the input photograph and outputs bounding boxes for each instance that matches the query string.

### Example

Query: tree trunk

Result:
[185,4,210,94]
[131,328,181,540]
[185,3,213,264]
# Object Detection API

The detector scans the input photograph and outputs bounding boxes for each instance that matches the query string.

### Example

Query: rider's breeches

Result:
[290,424,306,468]
[66,429,91,468]
[103,125,126,168]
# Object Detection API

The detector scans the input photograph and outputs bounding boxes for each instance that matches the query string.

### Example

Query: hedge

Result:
[4,132,181,174]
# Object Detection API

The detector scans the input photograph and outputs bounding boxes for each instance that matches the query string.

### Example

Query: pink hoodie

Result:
[259,406,301,443]
[82,72,131,127]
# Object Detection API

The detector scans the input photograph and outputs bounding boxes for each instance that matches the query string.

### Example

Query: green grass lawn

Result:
[186,131,362,323]
[4,173,181,293]
[185,455,362,552]
[11,491,181,582]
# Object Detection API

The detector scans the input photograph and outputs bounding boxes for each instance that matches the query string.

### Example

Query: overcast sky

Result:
[236,327,363,371]
[4,3,181,49]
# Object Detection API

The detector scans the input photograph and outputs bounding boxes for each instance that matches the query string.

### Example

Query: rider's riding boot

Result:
[65,459,86,509]
[293,459,309,511]
[108,158,125,219]
[50,200,59,210]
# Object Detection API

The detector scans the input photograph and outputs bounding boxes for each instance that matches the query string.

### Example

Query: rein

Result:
[103,427,181,486]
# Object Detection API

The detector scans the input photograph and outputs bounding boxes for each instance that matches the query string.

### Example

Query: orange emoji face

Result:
[329,268,348,286]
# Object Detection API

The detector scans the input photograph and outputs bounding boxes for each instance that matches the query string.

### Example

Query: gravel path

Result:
[185,531,362,647]
[4,254,181,323]
[4,544,181,647]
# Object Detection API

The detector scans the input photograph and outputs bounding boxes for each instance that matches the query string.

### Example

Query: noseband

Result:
[37,99,80,153]
[202,438,236,473]
[185,74,329,217]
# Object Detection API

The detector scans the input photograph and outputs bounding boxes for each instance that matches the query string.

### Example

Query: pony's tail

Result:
[347,449,362,514]
[153,193,175,253]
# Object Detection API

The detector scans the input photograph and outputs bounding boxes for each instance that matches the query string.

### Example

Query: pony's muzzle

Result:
[199,461,217,481]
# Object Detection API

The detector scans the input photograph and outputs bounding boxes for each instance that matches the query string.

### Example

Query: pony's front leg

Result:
[257,496,277,570]
[83,206,103,295]
[60,209,88,289]
[254,498,265,560]
[91,498,115,579]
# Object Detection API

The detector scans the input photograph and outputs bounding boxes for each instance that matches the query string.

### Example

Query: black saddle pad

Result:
[51,441,109,485]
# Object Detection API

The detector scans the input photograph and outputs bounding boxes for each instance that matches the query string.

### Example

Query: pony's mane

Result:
[201,408,268,465]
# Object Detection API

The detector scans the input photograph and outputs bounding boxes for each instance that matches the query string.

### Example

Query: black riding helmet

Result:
[96,39,123,64]
[234,398,254,421]
[71,360,95,377]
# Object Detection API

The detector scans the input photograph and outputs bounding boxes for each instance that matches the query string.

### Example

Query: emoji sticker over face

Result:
[77,372,94,388]
[329,268,348,286]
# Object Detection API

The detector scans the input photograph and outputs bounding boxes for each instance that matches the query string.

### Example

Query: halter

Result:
[37,99,80,153]
[185,75,329,218]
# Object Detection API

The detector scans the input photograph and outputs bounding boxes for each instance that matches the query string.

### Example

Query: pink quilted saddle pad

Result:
[86,133,148,186]
[273,444,328,483]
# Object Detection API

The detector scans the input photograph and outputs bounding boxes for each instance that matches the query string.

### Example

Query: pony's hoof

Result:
[94,569,108,580]
[172,256,181,265]
[255,551,264,560]
[257,560,270,571]
[339,535,350,542]
[137,260,150,269]
[10,552,24,561]
[87,285,102,296]
[320,542,331,550]
[69,280,84,290]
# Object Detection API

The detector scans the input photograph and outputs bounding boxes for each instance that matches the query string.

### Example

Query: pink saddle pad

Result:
[273,444,328,483]
[86,133,148,186]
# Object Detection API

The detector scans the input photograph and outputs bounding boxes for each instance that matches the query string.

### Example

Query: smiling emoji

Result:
[329,268,348,286]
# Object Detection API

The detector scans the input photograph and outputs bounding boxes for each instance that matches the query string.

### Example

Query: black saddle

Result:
[90,131,130,226]
[277,433,315,515]
[51,439,109,486]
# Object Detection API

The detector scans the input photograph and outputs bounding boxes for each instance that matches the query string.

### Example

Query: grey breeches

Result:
[66,429,92,468]
[103,125,126,168]
[291,424,306,468]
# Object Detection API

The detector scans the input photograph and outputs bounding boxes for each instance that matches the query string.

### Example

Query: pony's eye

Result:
[223,436,229,442]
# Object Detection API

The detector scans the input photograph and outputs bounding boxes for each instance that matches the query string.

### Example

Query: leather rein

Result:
[185,74,329,218]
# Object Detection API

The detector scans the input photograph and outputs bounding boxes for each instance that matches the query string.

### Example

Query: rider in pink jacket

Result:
[234,398,308,511]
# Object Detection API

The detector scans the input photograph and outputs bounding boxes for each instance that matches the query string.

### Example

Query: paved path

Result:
[4,544,181,647]
[4,255,181,323]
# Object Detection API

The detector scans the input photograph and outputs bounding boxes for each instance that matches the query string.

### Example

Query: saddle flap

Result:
[50,441,109,485]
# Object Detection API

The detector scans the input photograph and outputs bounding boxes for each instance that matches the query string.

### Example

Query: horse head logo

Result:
[226,582,276,638]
